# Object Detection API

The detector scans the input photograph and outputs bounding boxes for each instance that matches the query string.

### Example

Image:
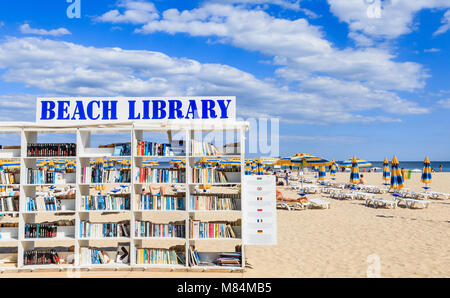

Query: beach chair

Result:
[276,199,307,211]
[308,198,330,209]
[428,191,450,200]
[395,198,431,209]
[365,198,397,209]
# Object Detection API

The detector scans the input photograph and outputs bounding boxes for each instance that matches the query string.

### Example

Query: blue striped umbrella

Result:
[382,157,390,184]
[330,161,337,179]
[318,166,326,181]
[390,156,404,190]
[421,157,432,188]
[339,158,372,168]
[350,156,360,184]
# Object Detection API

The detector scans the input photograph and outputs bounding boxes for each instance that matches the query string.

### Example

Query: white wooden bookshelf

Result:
[0,121,248,272]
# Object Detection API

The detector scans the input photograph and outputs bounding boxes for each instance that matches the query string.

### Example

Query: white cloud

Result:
[434,10,450,36]
[20,23,71,36]
[128,4,427,92]
[96,0,159,24]
[210,0,301,11]
[437,98,450,109]
[327,0,450,40]
[0,37,427,124]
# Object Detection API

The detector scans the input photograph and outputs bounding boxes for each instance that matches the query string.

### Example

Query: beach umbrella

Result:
[382,157,391,185]
[318,166,326,181]
[421,157,432,189]
[390,156,404,190]
[339,158,372,168]
[330,161,337,179]
[245,160,252,175]
[349,156,360,184]
[274,157,294,167]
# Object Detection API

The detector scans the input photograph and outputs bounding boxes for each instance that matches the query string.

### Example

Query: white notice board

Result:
[243,175,277,246]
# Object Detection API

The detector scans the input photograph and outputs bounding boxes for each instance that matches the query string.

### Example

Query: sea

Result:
[159,160,450,172]
[366,161,450,173]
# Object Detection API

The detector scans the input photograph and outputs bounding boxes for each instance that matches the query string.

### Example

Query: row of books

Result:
[136,141,173,156]
[27,143,76,157]
[0,197,19,212]
[0,171,17,185]
[81,167,131,183]
[24,220,74,239]
[135,168,185,184]
[81,195,130,211]
[190,195,238,211]
[79,247,112,265]
[27,169,65,184]
[26,196,61,212]
[188,220,237,239]
[136,194,185,211]
[79,221,130,238]
[24,249,60,265]
[24,223,57,238]
[135,221,185,238]
[191,168,228,183]
[190,139,221,156]
[135,248,183,265]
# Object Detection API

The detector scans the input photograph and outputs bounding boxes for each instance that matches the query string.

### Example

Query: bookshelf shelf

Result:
[0,122,248,271]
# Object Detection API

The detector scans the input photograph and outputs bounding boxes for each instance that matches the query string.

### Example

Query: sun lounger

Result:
[395,198,431,209]
[365,198,397,209]
[308,198,330,209]
[277,200,308,211]
[427,191,450,200]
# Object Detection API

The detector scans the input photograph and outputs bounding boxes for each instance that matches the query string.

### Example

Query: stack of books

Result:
[191,168,228,183]
[26,196,60,211]
[136,141,173,156]
[190,195,238,211]
[188,220,237,239]
[137,194,185,211]
[79,221,130,238]
[135,168,185,183]
[216,252,242,267]
[135,248,182,265]
[27,143,76,157]
[135,221,185,238]
[82,167,131,183]
[190,139,221,156]
[0,197,19,212]
[81,195,130,211]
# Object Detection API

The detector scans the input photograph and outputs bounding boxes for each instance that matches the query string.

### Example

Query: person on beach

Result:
[284,171,289,185]
[359,174,367,185]
[143,184,167,196]
[440,165,443,172]
[276,190,305,202]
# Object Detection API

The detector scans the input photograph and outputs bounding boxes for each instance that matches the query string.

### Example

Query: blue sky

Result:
[0,0,449,161]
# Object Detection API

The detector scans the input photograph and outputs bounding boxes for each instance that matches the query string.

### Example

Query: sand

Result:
[1,172,449,278]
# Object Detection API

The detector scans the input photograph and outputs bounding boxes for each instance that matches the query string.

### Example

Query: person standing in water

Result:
[440,164,443,172]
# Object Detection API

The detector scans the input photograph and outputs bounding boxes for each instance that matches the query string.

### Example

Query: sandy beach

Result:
[1,172,449,278]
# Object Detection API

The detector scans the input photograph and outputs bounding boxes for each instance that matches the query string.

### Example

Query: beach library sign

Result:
[37,97,236,124]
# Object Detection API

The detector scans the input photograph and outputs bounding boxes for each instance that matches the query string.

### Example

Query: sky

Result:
[0,0,449,161]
